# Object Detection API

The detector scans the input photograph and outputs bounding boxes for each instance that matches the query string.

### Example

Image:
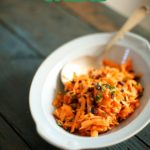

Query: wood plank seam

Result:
[135,135,150,148]
[0,18,45,59]
[0,112,33,150]
[2,57,44,61]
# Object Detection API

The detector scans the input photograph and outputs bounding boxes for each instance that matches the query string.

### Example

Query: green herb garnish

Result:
[110,90,115,98]
[104,84,111,89]
[95,94,102,103]
[110,91,115,95]
[110,86,115,89]
[103,84,115,90]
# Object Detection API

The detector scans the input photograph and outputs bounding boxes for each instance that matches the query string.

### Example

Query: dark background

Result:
[0,0,150,149]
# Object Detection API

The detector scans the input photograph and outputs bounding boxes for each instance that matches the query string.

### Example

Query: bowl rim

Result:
[29,32,150,149]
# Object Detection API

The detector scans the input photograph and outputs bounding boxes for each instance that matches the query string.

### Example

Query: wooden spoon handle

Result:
[105,6,149,50]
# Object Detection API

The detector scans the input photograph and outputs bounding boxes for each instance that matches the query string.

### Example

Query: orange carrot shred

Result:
[52,59,142,137]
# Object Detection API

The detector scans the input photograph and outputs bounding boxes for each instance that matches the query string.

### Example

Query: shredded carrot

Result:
[91,130,98,137]
[71,97,86,132]
[103,59,120,68]
[52,59,143,137]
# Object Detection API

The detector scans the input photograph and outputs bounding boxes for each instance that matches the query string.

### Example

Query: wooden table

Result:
[0,0,150,149]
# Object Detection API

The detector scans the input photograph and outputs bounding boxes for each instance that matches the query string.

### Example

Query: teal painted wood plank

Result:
[0,59,59,150]
[0,116,31,150]
[103,136,150,150]
[137,124,150,147]
[0,0,97,57]
[0,25,39,59]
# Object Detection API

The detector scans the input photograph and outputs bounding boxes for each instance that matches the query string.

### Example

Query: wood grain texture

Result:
[62,2,118,31]
[62,2,150,41]
[0,25,38,59]
[0,0,97,57]
[137,124,150,147]
[105,136,150,150]
[0,59,61,150]
[0,116,31,150]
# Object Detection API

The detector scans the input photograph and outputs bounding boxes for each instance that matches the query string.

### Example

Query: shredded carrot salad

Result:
[52,59,143,137]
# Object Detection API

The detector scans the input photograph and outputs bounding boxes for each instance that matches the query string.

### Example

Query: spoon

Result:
[61,6,148,84]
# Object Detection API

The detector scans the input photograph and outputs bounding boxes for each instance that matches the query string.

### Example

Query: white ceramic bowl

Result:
[29,32,150,150]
